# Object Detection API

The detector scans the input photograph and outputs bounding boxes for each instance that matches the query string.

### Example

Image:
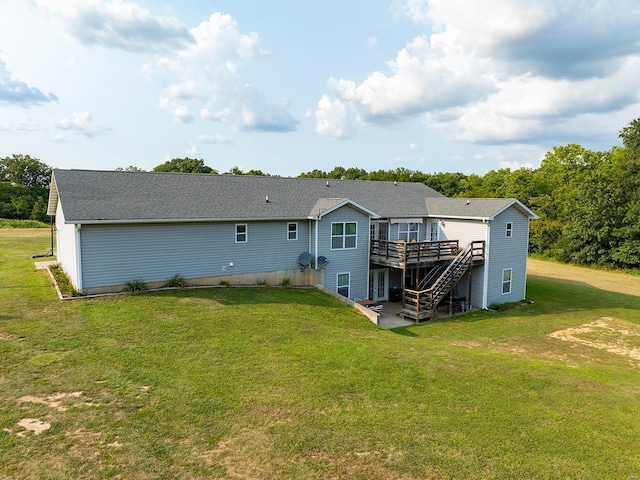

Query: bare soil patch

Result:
[528,258,640,297]
[549,317,640,365]
[3,418,51,437]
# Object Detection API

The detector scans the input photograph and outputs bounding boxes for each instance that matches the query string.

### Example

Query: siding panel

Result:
[313,206,370,300]
[80,221,311,289]
[485,208,530,306]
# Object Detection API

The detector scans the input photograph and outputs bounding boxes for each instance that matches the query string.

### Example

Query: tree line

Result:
[2,117,639,269]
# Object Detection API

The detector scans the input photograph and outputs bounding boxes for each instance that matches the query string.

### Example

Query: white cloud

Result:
[0,58,58,106]
[409,142,420,151]
[198,133,231,144]
[150,12,298,133]
[314,94,354,139]
[317,0,640,147]
[500,160,535,170]
[185,145,198,157]
[51,111,110,137]
[367,37,378,47]
[34,0,193,53]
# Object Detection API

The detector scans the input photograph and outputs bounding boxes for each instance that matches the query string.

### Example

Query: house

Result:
[47,169,538,320]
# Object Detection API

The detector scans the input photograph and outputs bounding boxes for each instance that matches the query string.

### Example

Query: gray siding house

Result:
[47,169,537,320]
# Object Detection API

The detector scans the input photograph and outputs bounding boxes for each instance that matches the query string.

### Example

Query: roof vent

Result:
[326,181,329,187]
[466,199,470,205]
[266,195,269,203]
[394,181,397,186]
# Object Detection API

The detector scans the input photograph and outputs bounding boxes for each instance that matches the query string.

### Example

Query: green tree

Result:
[116,165,145,172]
[153,158,217,174]
[0,154,51,189]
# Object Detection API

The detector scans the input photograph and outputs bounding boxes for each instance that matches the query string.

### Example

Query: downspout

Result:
[314,217,319,270]
[482,220,490,309]
[75,223,83,291]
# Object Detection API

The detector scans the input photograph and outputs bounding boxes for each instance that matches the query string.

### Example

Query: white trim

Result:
[482,221,490,309]
[312,199,379,219]
[390,218,423,224]
[75,224,83,291]
[330,221,357,250]
[287,222,298,240]
[502,268,513,295]
[336,271,350,298]
[429,220,439,242]
[235,223,248,243]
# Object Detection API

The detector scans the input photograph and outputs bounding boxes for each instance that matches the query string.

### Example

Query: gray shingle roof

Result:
[426,197,535,219]
[50,169,445,223]
[49,169,537,223]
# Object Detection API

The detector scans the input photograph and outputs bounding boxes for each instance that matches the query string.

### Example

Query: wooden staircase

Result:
[401,241,485,322]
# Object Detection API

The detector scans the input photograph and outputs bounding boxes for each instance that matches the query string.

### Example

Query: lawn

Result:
[1,229,640,479]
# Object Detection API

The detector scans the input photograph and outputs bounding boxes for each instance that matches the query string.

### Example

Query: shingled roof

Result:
[48,169,537,223]
[426,197,538,220]
[48,169,444,223]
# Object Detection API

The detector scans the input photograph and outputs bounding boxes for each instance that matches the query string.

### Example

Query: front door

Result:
[369,269,388,301]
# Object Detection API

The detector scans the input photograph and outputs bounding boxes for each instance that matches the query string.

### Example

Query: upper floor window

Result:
[235,224,247,243]
[398,222,419,242]
[506,222,513,238]
[287,222,298,240]
[429,220,439,242]
[332,222,357,249]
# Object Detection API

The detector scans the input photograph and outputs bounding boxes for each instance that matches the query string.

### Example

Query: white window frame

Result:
[429,220,439,242]
[398,222,419,242]
[287,222,298,241]
[331,222,357,250]
[506,222,513,238]
[337,272,350,298]
[502,268,512,294]
[235,224,248,243]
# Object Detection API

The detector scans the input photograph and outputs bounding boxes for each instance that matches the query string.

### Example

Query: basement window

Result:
[502,268,512,294]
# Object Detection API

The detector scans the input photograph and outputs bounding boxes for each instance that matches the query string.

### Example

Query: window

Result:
[502,268,512,294]
[429,220,439,242]
[506,222,513,238]
[398,222,419,242]
[235,224,247,243]
[337,272,350,298]
[287,222,298,240]
[332,222,357,249]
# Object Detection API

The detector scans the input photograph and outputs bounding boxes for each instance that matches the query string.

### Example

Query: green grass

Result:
[1,230,640,479]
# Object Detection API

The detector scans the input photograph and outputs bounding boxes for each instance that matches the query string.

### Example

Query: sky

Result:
[1,0,639,177]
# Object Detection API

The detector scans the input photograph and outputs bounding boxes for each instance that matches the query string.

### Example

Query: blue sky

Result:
[1,0,639,176]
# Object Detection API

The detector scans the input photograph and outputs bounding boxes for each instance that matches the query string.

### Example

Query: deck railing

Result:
[370,239,460,263]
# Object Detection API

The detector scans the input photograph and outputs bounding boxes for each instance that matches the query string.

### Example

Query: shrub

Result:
[164,274,188,288]
[219,279,230,287]
[256,279,269,286]
[280,277,292,288]
[123,279,148,293]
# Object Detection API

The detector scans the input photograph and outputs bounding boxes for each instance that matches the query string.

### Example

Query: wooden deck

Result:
[370,239,460,267]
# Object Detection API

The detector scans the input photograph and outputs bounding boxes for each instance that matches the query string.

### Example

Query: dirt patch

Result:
[549,317,640,363]
[3,418,51,437]
[18,391,100,411]
[528,258,640,297]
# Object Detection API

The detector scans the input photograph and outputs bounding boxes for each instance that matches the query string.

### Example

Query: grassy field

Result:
[1,229,640,479]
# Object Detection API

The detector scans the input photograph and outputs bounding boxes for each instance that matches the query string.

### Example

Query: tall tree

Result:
[153,158,217,174]
[0,154,51,190]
